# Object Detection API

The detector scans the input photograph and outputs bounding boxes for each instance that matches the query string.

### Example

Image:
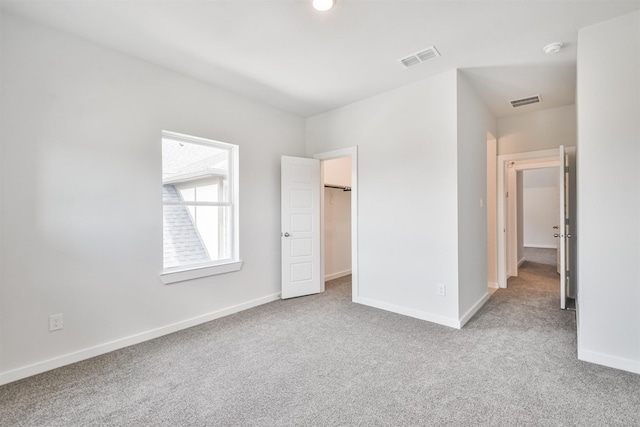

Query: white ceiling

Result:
[2,0,639,118]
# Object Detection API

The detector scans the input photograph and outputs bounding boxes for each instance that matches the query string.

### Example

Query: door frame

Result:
[313,147,359,302]
[496,148,561,287]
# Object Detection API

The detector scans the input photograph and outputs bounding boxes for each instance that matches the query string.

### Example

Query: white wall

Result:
[523,168,558,248]
[323,187,351,280]
[497,105,576,155]
[576,11,640,374]
[0,13,305,383]
[307,71,461,326]
[307,70,496,328]
[323,157,351,187]
[456,71,497,321]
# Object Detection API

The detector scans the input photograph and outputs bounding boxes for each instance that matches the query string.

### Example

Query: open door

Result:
[281,156,321,299]
[558,146,577,309]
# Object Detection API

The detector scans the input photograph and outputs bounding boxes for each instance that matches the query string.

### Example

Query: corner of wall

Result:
[455,70,496,322]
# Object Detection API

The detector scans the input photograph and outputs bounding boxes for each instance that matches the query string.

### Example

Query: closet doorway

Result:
[322,158,352,286]
[315,148,358,302]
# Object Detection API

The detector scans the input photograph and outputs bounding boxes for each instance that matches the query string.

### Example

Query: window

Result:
[160,131,241,284]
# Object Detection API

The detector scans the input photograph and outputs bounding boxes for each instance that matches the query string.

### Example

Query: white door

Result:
[556,185,561,275]
[558,146,567,309]
[281,156,321,299]
[506,164,518,278]
[558,146,576,309]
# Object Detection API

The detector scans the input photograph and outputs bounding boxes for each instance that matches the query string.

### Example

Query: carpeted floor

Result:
[524,246,557,266]
[1,266,639,426]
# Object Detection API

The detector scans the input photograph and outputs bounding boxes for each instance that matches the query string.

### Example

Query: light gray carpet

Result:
[1,267,639,426]
[524,247,557,266]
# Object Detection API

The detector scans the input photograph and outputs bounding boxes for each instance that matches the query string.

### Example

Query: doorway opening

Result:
[497,149,560,287]
[495,147,576,310]
[321,157,353,298]
[314,147,359,302]
[517,167,561,272]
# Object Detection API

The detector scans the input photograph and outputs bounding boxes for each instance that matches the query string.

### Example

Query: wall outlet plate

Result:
[437,283,446,296]
[49,313,63,331]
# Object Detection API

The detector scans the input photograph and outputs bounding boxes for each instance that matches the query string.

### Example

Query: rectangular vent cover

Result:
[399,45,440,68]
[510,95,541,108]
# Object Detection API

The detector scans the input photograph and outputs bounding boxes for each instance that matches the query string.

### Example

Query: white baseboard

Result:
[578,347,640,375]
[458,292,490,328]
[517,257,526,267]
[524,244,557,249]
[324,269,352,281]
[354,296,460,329]
[0,293,281,386]
[488,281,499,289]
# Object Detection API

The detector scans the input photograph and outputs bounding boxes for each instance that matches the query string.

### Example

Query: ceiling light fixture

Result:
[312,0,335,12]
[543,42,563,54]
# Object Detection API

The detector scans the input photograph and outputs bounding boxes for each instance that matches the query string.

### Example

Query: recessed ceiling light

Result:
[543,42,563,54]
[312,0,335,12]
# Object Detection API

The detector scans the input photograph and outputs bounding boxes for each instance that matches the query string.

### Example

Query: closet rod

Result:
[324,184,351,192]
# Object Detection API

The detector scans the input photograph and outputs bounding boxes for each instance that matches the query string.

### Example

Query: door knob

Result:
[283,232,290,237]
[554,233,560,238]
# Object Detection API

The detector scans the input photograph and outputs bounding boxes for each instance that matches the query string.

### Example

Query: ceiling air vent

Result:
[510,95,541,108]
[399,45,441,68]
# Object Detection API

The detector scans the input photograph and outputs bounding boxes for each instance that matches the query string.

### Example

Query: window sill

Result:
[160,260,243,285]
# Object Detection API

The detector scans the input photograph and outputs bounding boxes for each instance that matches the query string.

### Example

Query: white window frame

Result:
[160,130,242,284]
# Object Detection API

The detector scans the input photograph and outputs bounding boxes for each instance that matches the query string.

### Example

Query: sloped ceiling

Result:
[2,0,639,118]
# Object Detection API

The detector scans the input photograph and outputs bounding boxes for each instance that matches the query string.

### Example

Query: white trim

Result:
[524,244,557,249]
[325,269,352,282]
[0,292,280,386]
[459,293,490,328]
[163,168,228,185]
[578,347,640,375]
[518,257,526,267]
[488,281,499,289]
[314,147,359,303]
[160,261,243,285]
[355,296,461,329]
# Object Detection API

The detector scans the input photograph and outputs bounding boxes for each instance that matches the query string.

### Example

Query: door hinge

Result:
[565,166,570,173]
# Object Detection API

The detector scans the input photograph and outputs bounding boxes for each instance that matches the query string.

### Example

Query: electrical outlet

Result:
[437,283,446,297]
[49,313,63,331]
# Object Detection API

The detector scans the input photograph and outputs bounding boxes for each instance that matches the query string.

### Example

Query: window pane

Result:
[179,187,196,202]
[163,204,211,269]
[194,178,229,203]
[198,183,218,202]
[193,205,231,261]
[163,205,231,269]
[162,132,237,272]
[162,139,229,189]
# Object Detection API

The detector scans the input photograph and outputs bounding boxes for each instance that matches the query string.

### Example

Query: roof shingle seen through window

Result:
[162,184,210,269]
